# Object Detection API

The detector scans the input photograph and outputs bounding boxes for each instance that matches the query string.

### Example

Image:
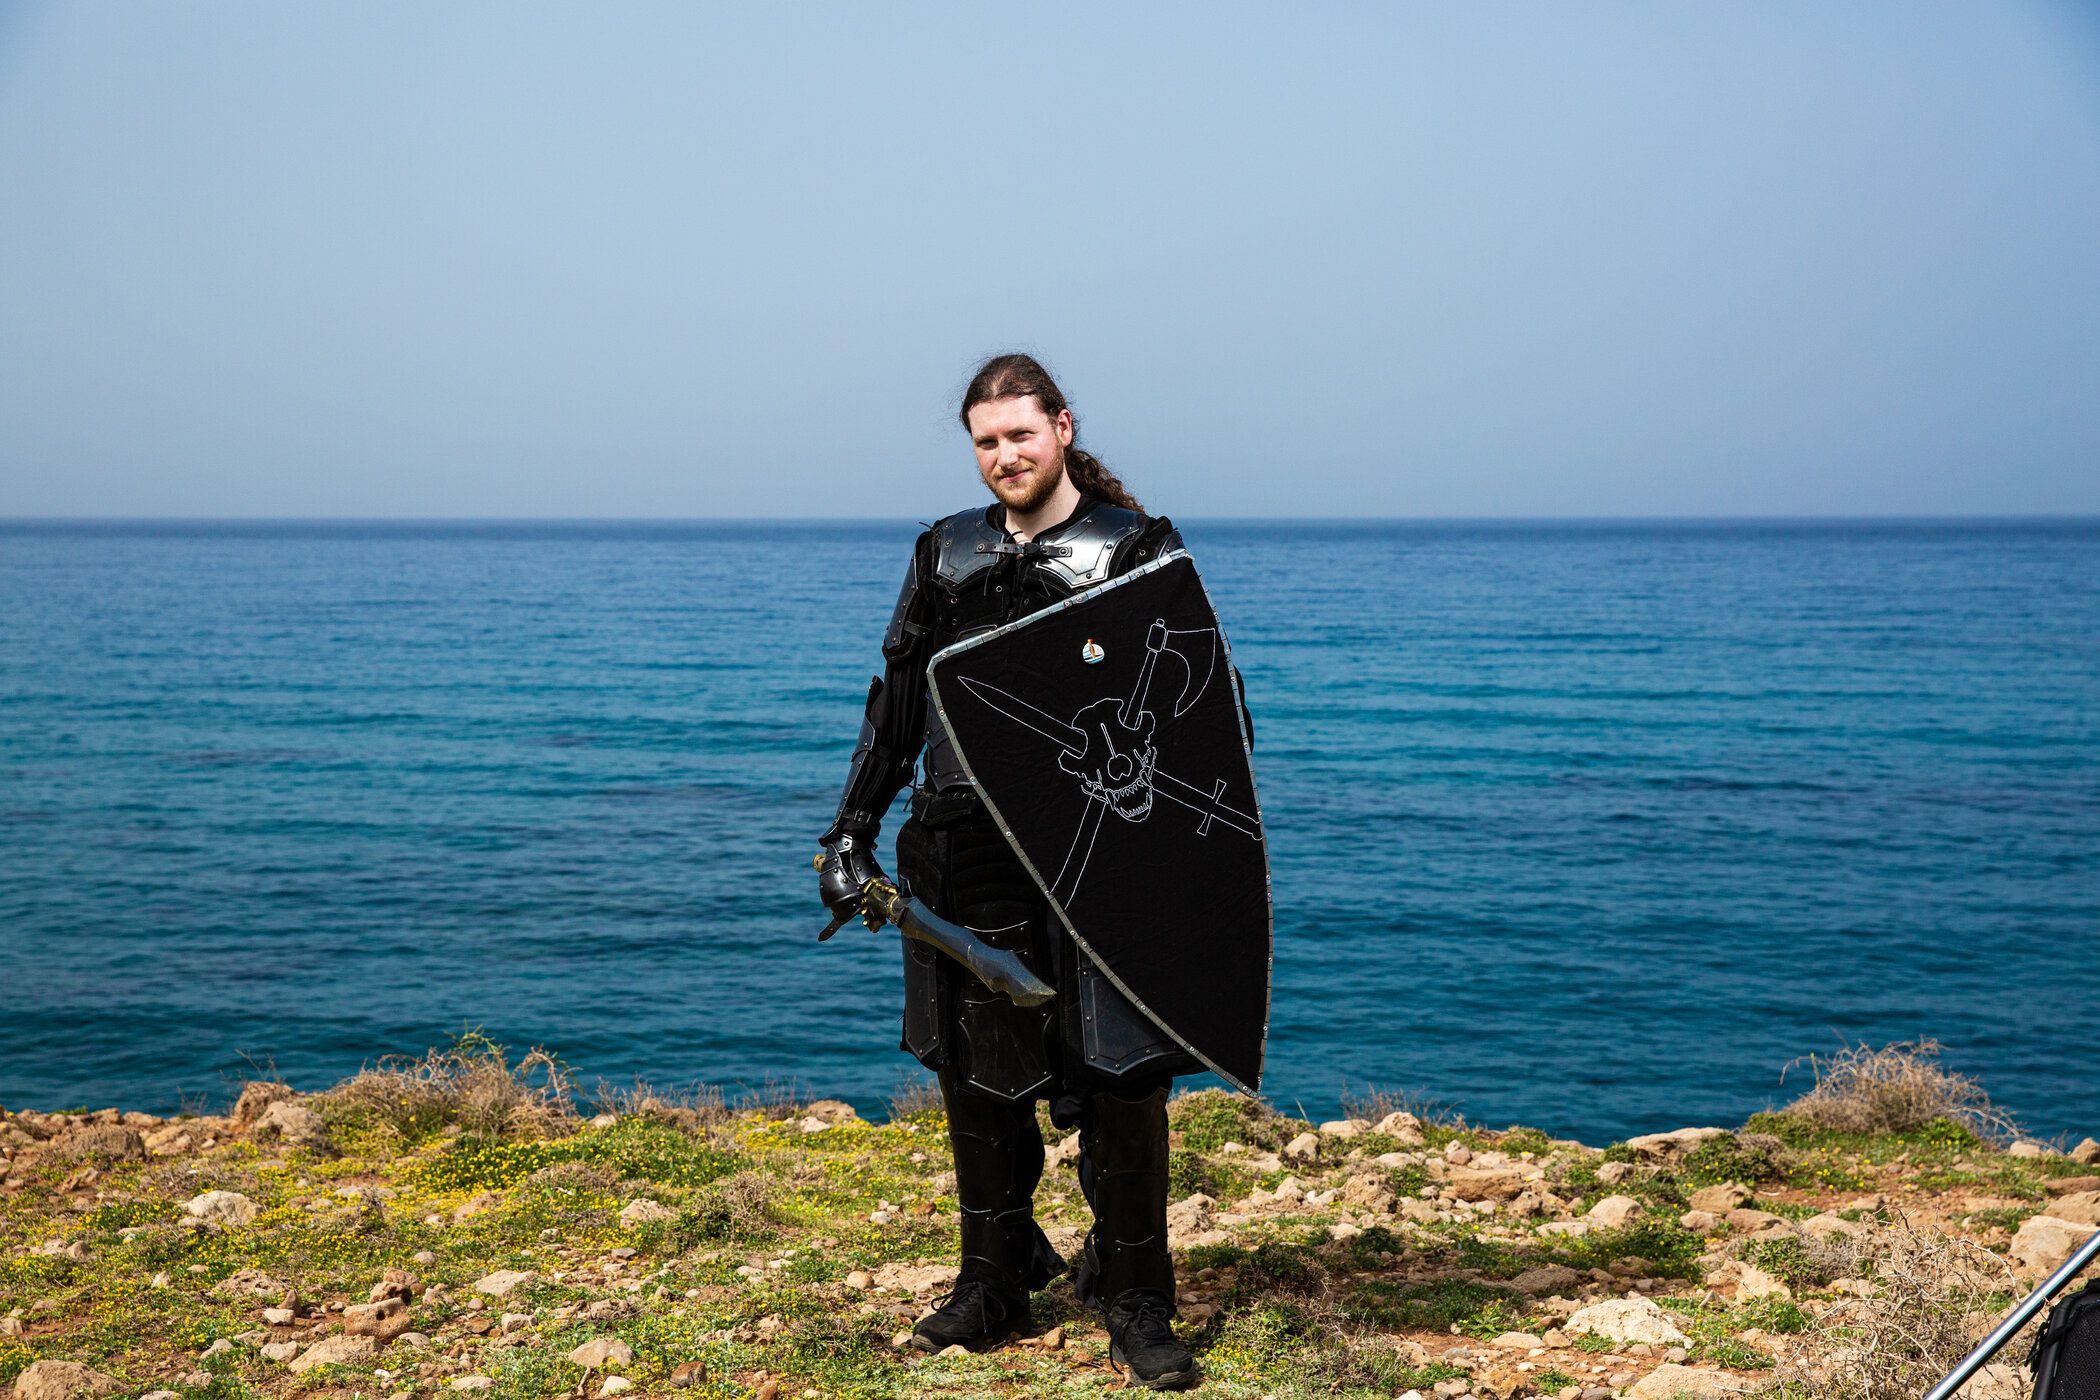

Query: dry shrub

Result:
[886,1071,944,1121]
[1778,1039,2020,1142]
[591,1077,730,1132]
[1338,1082,1467,1129]
[656,1168,783,1246]
[1784,1213,2026,1400]
[320,1032,578,1146]
[733,1077,809,1122]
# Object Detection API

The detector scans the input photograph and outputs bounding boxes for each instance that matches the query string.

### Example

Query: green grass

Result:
[407,1119,743,1192]
[1168,1088,1296,1153]
[1657,1294,1807,1370]
[1341,1277,1520,1331]
[1680,1132,1788,1186]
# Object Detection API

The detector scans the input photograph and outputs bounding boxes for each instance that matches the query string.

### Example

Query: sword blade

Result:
[1151,767,1262,839]
[894,897,1056,1007]
[956,675,1086,756]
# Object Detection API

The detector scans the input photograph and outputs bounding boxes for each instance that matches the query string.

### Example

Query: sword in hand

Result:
[810,852,1055,1008]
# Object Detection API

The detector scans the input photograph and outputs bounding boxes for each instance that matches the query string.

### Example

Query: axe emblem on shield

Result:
[955,617,1262,907]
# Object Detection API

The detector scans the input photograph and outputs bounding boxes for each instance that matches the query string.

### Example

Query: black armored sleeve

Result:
[822,530,937,843]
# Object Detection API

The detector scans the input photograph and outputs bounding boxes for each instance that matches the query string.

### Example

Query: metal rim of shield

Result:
[923,549,1273,1095]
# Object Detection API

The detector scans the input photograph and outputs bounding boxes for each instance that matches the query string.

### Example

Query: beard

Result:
[990,451,1068,513]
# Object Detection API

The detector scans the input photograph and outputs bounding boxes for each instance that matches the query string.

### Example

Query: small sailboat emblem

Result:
[1081,638,1105,665]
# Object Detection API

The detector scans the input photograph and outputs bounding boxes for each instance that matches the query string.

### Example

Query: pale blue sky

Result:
[2,3,2096,518]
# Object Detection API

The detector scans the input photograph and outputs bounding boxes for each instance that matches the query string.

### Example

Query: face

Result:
[967,395,1074,513]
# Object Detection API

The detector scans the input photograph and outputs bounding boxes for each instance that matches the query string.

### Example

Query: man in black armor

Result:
[816,354,1241,1390]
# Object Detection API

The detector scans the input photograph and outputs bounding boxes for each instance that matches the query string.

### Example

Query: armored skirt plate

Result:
[925,552,1272,1094]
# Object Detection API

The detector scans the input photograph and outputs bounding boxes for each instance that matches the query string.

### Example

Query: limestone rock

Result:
[1681,1209,1721,1232]
[369,1268,417,1303]
[804,1099,859,1125]
[1565,1296,1692,1347]
[1491,1331,1544,1349]
[872,1260,958,1295]
[1282,1131,1320,1163]
[143,1124,197,1156]
[569,1337,635,1368]
[288,1335,377,1374]
[472,1269,536,1297]
[2013,1216,2096,1275]
[1341,1173,1397,1213]
[344,1296,411,1341]
[450,1379,494,1393]
[1587,1195,1643,1227]
[2009,1141,2048,1159]
[1725,1207,1788,1233]
[24,1125,145,1168]
[2071,1138,2100,1166]
[252,1100,329,1150]
[1373,1110,1425,1144]
[10,1361,123,1400]
[2051,1191,2100,1227]
[183,1190,260,1227]
[230,1081,296,1129]
[1705,1260,1792,1300]
[1166,1193,1216,1243]
[1625,1363,1766,1397]
[618,1198,677,1226]
[1447,1165,1528,1202]
[1513,1264,1583,1295]
[1318,1119,1365,1139]
[1689,1183,1752,1213]
[1623,1127,1728,1159]
[260,1342,299,1362]
[1798,1211,1864,1243]
[210,1268,289,1299]
[600,1379,633,1397]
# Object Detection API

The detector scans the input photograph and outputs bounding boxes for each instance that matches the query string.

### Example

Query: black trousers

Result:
[941,1065,1176,1310]
[898,795,1180,1310]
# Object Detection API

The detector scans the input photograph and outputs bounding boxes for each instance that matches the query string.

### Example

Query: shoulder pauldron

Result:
[1038,506,1144,588]
[927,505,1148,591]
[930,511,1009,587]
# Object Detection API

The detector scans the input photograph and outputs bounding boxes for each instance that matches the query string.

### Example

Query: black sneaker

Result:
[1106,1290,1196,1390]
[909,1278,1032,1353]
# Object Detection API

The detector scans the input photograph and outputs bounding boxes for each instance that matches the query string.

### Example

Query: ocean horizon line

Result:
[4,512,2098,532]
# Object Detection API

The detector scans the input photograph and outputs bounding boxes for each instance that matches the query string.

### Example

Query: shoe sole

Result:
[1110,1341,1197,1390]
[908,1328,1031,1355]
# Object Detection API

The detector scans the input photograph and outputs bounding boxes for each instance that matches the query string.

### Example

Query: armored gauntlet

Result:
[815,828,889,922]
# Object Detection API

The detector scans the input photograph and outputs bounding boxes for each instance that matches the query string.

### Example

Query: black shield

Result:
[926,553,1271,1093]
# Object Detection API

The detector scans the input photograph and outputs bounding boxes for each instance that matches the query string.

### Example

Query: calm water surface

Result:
[1,519,2094,1144]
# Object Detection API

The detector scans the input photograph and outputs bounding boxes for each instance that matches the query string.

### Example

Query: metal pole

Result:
[1923,1225,2100,1400]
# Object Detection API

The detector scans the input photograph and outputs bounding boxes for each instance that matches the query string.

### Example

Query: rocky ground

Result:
[4,1054,2098,1400]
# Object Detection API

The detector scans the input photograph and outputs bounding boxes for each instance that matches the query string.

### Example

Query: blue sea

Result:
[2,519,2095,1146]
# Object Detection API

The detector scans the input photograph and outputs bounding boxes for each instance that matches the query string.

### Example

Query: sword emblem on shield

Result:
[955,617,1263,907]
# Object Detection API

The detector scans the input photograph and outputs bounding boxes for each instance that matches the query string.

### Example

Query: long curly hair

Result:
[959,353,1142,513]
